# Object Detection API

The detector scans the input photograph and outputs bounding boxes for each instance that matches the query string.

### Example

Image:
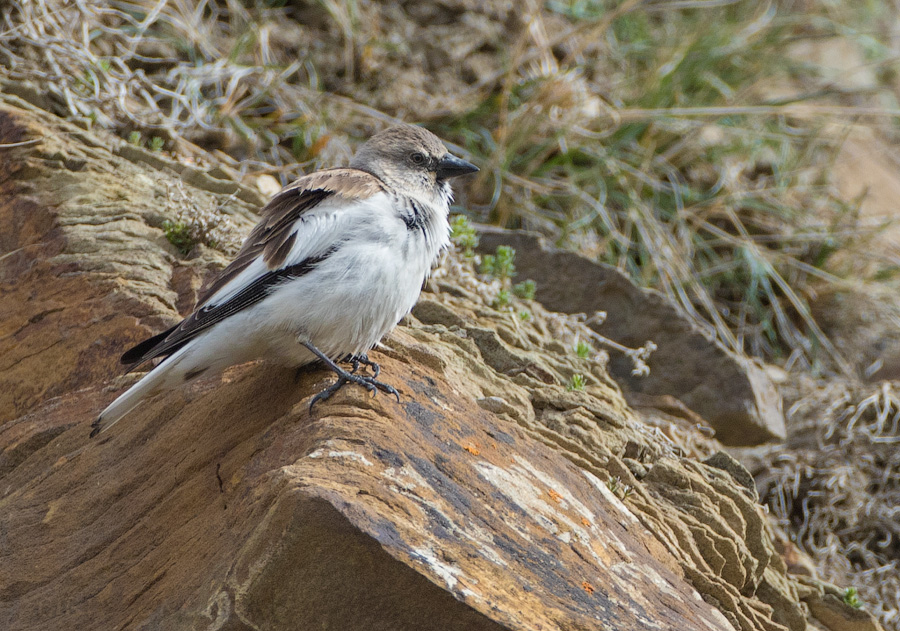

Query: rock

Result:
[477,227,786,446]
[253,173,282,199]
[801,585,886,631]
[703,451,759,502]
[764,525,818,580]
[2,353,739,631]
[0,95,259,424]
[811,284,900,382]
[803,125,900,382]
[0,91,822,631]
[830,128,900,261]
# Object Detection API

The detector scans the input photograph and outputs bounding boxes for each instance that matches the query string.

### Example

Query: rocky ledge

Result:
[0,93,882,631]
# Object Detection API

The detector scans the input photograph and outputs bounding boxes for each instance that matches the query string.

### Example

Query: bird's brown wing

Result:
[197,168,386,306]
[119,168,386,368]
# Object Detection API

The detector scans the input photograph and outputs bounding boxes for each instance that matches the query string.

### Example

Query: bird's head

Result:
[350,125,478,201]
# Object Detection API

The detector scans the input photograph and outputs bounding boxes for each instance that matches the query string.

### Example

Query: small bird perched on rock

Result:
[92,125,478,437]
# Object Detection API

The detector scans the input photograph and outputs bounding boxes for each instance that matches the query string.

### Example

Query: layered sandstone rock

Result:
[0,93,881,631]
[477,228,786,446]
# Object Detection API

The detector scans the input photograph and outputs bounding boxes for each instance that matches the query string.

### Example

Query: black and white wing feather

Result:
[120,168,386,369]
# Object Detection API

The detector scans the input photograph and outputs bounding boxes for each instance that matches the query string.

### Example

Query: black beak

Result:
[436,153,479,180]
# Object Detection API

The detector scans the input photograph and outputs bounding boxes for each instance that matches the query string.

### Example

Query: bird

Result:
[91,124,478,437]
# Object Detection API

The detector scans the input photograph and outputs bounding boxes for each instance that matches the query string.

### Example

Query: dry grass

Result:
[435,1,900,375]
[746,379,900,628]
[0,0,384,179]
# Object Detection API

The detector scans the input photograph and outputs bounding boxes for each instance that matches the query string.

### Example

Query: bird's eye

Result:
[410,152,426,166]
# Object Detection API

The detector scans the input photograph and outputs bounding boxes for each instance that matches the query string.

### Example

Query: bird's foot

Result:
[309,369,399,411]
[306,343,397,412]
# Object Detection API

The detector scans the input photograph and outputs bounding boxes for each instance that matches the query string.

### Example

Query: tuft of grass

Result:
[844,587,863,610]
[606,475,634,501]
[518,309,531,321]
[575,341,591,359]
[491,289,510,309]
[162,220,195,255]
[450,214,479,257]
[512,279,536,300]
[567,373,586,391]
[480,245,516,280]
[0,0,348,181]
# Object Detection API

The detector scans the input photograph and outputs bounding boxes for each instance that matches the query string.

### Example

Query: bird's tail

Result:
[91,349,190,437]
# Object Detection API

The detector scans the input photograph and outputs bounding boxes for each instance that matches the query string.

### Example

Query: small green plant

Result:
[162,220,195,255]
[480,245,516,280]
[512,279,536,300]
[843,587,862,609]
[567,373,586,391]
[450,215,479,257]
[492,289,510,309]
[149,136,165,151]
[128,131,142,146]
[518,309,531,321]
[606,476,634,501]
[575,341,592,359]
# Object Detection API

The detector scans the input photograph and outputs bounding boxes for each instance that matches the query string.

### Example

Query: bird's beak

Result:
[436,153,479,180]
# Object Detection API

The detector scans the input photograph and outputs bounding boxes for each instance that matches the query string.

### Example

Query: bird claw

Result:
[345,353,381,378]
[365,375,398,400]
[309,370,399,412]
